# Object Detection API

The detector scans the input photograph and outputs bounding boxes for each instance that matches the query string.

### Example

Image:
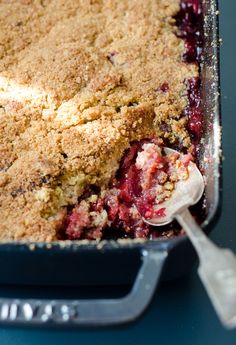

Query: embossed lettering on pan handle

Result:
[0,249,167,326]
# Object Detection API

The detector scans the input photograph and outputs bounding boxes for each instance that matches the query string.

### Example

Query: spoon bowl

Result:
[144,147,205,226]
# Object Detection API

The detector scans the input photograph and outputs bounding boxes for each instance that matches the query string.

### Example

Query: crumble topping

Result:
[0,0,199,241]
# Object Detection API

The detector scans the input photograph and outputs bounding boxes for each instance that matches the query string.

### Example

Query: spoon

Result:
[144,148,236,329]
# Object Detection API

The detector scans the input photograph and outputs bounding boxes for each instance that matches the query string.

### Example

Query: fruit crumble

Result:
[0,0,202,241]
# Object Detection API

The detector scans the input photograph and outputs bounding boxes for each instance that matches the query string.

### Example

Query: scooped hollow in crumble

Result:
[65,140,193,240]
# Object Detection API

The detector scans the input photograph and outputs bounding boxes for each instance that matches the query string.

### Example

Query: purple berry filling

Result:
[176,0,203,155]
[175,0,203,63]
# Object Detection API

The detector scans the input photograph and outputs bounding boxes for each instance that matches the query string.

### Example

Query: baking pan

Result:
[0,0,221,326]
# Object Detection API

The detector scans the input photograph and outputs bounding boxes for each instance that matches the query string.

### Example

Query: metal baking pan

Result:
[0,0,221,326]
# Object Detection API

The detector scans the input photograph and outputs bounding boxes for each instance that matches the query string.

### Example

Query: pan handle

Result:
[0,249,167,326]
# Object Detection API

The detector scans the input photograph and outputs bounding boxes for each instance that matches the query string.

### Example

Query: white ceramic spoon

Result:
[144,148,236,329]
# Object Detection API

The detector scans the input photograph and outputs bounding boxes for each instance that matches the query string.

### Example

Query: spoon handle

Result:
[175,208,236,329]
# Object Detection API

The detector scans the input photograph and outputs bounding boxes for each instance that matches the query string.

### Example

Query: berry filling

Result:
[186,77,202,146]
[175,0,203,63]
[65,140,193,240]
[177,0,203,155]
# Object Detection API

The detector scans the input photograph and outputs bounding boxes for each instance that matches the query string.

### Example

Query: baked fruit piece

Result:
[0,0,200,241]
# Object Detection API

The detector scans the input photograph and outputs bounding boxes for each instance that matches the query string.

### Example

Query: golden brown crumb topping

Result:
[0,0,198,241]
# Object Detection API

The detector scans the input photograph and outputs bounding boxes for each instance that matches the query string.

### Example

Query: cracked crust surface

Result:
[0,0,198,241]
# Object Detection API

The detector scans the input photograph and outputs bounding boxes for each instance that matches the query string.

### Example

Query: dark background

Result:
[0,0,236,344]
